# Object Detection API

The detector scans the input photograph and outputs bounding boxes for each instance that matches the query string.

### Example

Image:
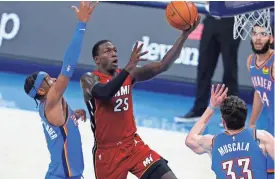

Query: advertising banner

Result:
[0,2,253,87]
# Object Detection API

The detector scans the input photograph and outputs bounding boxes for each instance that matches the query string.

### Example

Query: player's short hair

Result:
[220,96,248,130]
[92,40,111,57]
[24,72,43,100]
[253,24,274,49]
[253,23,274,36]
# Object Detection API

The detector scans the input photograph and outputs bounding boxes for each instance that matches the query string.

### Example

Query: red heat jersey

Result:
[87,69,137,145]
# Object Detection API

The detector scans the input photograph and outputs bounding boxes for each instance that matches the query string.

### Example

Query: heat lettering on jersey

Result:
[218,142,250,156]
[114,85,131,97]
[41,121,58,140]
[251,76,272,91]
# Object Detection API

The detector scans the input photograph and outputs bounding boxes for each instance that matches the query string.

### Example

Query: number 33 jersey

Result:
[86,69,137,145]
[249,52,274,134]
[211,129,267,179]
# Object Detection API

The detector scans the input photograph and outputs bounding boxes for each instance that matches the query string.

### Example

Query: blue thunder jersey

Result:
[249,52,274,135]
[39,101,84,178]
[249,52,274,173]
[211,129,267,179]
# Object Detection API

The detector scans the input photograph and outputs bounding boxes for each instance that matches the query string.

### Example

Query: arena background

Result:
[0,1,271,179]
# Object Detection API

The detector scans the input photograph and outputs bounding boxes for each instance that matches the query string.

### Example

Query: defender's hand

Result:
[72,1,98,23]
[210,84,228,108]
[125,42,148,72]
[74,109,87,122]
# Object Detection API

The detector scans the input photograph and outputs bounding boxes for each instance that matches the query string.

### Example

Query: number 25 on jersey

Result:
[114,98,129,112]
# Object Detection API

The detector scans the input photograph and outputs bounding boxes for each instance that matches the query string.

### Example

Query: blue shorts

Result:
[45,172,83,179]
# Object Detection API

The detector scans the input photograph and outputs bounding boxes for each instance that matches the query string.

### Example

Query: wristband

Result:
[77,22,87,30]
[208,104,217,111]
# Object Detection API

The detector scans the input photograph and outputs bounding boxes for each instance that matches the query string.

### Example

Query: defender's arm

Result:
[46,22,86,109]
[257,130,275,159]
[185,107,214,154]
[249,91,263,128]
[247,55,264,128]
[44,22,87,126]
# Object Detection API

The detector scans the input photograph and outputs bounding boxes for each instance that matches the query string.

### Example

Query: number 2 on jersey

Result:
[222,158,253,179]
[114,98,129,112]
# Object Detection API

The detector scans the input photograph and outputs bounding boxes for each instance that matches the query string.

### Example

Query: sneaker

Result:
[174,109,204,123]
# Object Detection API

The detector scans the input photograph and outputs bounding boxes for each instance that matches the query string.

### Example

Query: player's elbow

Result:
[185,136,197,151]
[159,62,171,72]
[185,135,204,154]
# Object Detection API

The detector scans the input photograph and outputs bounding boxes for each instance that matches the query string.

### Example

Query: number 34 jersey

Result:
[249,52,274,134]
[86,69,137,145]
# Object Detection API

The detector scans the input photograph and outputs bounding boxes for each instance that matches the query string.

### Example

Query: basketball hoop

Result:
[234,8,272,40]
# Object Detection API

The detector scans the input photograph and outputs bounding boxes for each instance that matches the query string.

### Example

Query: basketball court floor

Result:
[0,72,268,179]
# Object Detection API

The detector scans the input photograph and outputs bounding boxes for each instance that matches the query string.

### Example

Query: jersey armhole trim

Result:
[61,102,70,127]
[270,60,274,81]
[253,128,258,141]
[248,54,254,72]
[45,100,70,127]
[211,135,216,151]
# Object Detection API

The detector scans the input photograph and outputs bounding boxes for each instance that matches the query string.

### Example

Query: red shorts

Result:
[93,134,162,179]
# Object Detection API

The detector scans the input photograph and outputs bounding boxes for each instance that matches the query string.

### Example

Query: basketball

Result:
[165,1,198,30]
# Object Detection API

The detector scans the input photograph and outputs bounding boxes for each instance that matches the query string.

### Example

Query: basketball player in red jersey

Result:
[80,16,200,179]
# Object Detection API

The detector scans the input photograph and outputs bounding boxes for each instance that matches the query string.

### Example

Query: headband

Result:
[28,71,47,98]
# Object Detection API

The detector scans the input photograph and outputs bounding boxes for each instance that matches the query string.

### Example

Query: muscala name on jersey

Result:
[114,85,131,97]
[42,121,58,140]
[218,142,250,156]
[251,76,272,91]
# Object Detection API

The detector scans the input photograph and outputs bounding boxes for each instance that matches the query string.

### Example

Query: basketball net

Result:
[233,8,272,40]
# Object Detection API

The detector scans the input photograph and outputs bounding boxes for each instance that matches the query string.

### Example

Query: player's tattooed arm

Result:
[186,84,227,155]
[130,16,201,83]
[80,70,129,101]
[80,72,99,102]
[257,130,275,159]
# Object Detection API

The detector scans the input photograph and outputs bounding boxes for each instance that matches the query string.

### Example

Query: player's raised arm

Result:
[130,16,200,82]
[80,42,146,101]
[185,84,228,154]
[46,2,97,110]
[257,130,275,159]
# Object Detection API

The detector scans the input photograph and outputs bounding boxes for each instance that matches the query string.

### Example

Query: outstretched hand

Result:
[182,15,201,37]
[210,84,228,108]
[125,42,148,72]
[72,1,98,23]
[74,109,87,123]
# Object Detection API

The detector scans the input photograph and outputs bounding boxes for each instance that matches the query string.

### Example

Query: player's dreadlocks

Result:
[24,72,43,100]
[220,96,248,130]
